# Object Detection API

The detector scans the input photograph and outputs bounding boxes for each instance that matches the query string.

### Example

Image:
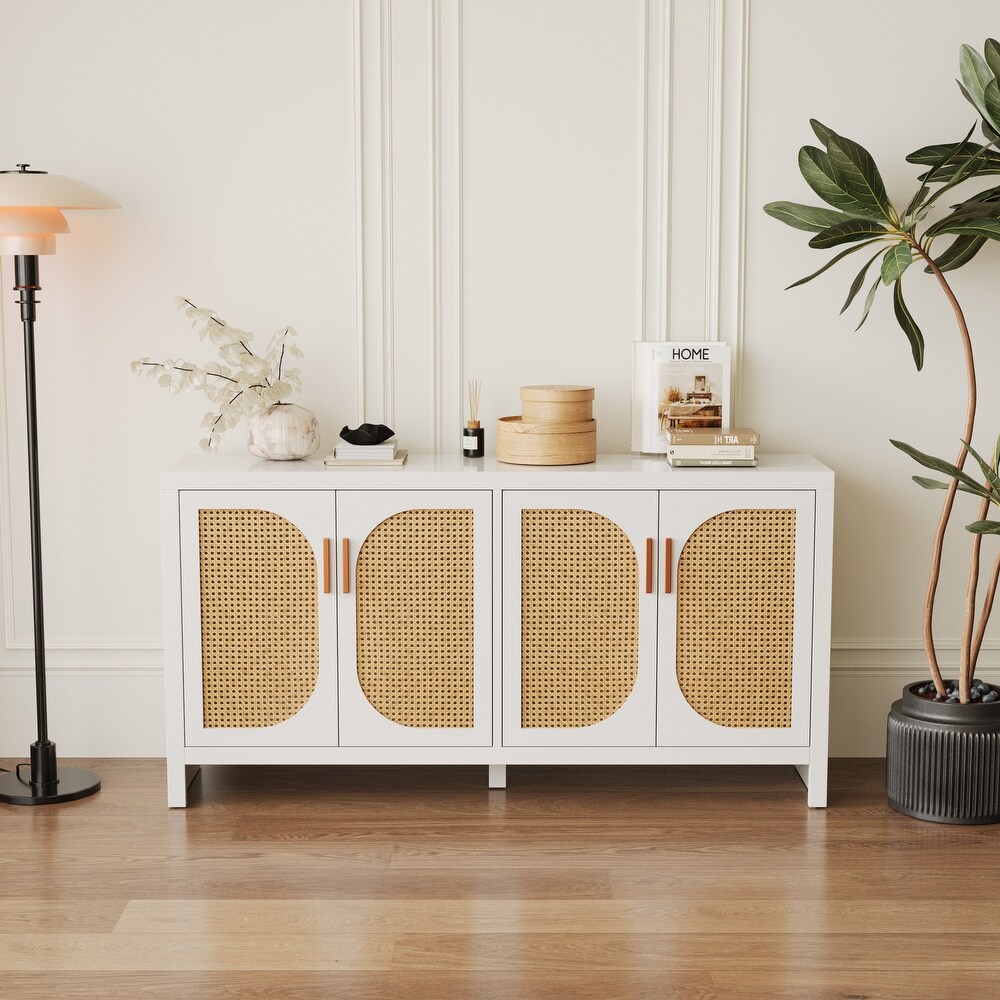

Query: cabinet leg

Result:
[167,763,201,808]
[488,764,507,790]
[795,762,828,808]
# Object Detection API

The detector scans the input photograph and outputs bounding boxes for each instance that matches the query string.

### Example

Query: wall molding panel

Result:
[428,0,464,453]
[638,0,671,344]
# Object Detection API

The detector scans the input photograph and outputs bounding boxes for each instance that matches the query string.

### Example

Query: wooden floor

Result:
[0,759,997,999]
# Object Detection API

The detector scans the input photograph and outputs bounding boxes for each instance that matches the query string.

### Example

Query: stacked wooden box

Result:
[496,385,597,465]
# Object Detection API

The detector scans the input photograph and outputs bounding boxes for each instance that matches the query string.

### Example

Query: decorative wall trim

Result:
[353,0,398,428]
[380,0,396,428]
[703,0,724,342]
[720,0,751,420]
[428,0,443,453]
[833,639,1000,652]
[452,0,466,445]
[427,0,463,452]
[353,0,367,426]
[0,663,163,678]
[639,0,671,343]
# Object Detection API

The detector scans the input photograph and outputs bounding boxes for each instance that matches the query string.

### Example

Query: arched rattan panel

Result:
[198,509,319,728]
[676,508,796,728]
[356,508,475,728]
[520,509,639,727]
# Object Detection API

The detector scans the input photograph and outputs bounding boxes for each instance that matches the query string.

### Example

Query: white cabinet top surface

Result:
[162,453,833,491]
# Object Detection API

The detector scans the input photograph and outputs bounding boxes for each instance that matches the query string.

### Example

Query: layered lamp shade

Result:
[0,165,118,805]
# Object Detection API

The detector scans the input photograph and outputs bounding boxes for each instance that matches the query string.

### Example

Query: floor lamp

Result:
[0,164,118,806]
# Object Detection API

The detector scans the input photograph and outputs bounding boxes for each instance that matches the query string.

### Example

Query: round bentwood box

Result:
[496,415,597,465]
[519,384,595,424]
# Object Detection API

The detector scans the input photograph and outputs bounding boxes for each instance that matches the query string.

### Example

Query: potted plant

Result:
[133,298,319,459]
[764,38,1000,822]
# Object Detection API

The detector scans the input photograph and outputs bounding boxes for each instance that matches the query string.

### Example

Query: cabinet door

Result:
[179,491,337,747]
[502,491,658,746]
[657,490,815,747]
[336,491,492,746]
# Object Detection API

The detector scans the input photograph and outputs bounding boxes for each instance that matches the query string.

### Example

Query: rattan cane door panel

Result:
[179,491,337,748]
[337,491,492,746]
[657,491,815,747]
[502,491,657,747]
[356,508,474,728]
[198,508,319,728]
[519,509,639,727]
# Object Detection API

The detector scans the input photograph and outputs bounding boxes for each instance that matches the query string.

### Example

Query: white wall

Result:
[1,0,997,759]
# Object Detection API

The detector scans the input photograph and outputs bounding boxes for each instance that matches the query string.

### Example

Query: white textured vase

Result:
[247,403,320,460]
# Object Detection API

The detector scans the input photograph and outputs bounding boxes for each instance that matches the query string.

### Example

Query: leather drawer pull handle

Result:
[645,537,653,594]
[322,538,331,594]
[341,538,350,594]
[664,538,672,594]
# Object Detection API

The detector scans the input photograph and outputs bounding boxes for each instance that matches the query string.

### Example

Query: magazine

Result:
[631,341,731,454]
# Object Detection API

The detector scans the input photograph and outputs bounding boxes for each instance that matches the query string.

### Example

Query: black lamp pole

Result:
[0,252,101,805]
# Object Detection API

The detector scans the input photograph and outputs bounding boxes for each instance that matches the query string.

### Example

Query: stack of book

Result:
[666,427,759,467]
[324,437,408,467]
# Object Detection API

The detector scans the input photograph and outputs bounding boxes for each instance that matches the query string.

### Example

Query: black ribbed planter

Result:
[886,682,1000,824]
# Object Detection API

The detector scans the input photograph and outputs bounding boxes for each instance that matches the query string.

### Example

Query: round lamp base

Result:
[0,766,100,805]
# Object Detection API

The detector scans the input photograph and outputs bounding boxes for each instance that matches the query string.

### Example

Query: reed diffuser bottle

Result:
[463,379,485,457]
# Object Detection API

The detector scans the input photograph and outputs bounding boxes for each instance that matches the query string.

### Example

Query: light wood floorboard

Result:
[1,758,997,998]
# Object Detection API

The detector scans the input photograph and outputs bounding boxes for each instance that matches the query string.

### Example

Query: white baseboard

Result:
[2,654,989,760]
[0,666,165,758]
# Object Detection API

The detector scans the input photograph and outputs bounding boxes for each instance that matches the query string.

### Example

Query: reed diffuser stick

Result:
[468,379,481,425]
[463,379,484,456]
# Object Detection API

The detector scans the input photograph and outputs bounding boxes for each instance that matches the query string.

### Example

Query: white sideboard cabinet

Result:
[161,454,833,807]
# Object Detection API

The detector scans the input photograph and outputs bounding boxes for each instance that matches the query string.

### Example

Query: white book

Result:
[631,341,732,454]
[334,437,397,458]
[668,444,755,460]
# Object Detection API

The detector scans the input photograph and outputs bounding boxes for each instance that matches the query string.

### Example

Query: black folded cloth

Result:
[339,423,395,446]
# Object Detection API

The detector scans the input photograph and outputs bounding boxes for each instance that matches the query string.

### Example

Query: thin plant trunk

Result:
[959,496,989,702]
[972,550,1000,671]
[915,250,978,701]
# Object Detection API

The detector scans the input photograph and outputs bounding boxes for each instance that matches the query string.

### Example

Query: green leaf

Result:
[907,140,986,166]
[810,119,839,148]
[855,276,881,331]
[941,199,1000,222]
[928,217,1000,240]
[913,475,995,497]
[826,134,896,223]
[985,78,1000,133]
[960,44,995,113]
[841,247,887,313]
[798,146,887,219]
[808,218,889,250]
[892,279,924,370]
[906,124,981,181]
[762,201,857,233]
[880,242,912,284]
[903,180,931,224]
[959,79,994,133]
[922,186,1000,241]
[928,234,988,273]
[967,520,1000,535]
[986,38,1000,79]
[785,239,885,291]
[963,439,1000,496]
[907,137,1000,181]
[890,439,987,495]
[913,475,953,490]
[963,183,1000,204]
